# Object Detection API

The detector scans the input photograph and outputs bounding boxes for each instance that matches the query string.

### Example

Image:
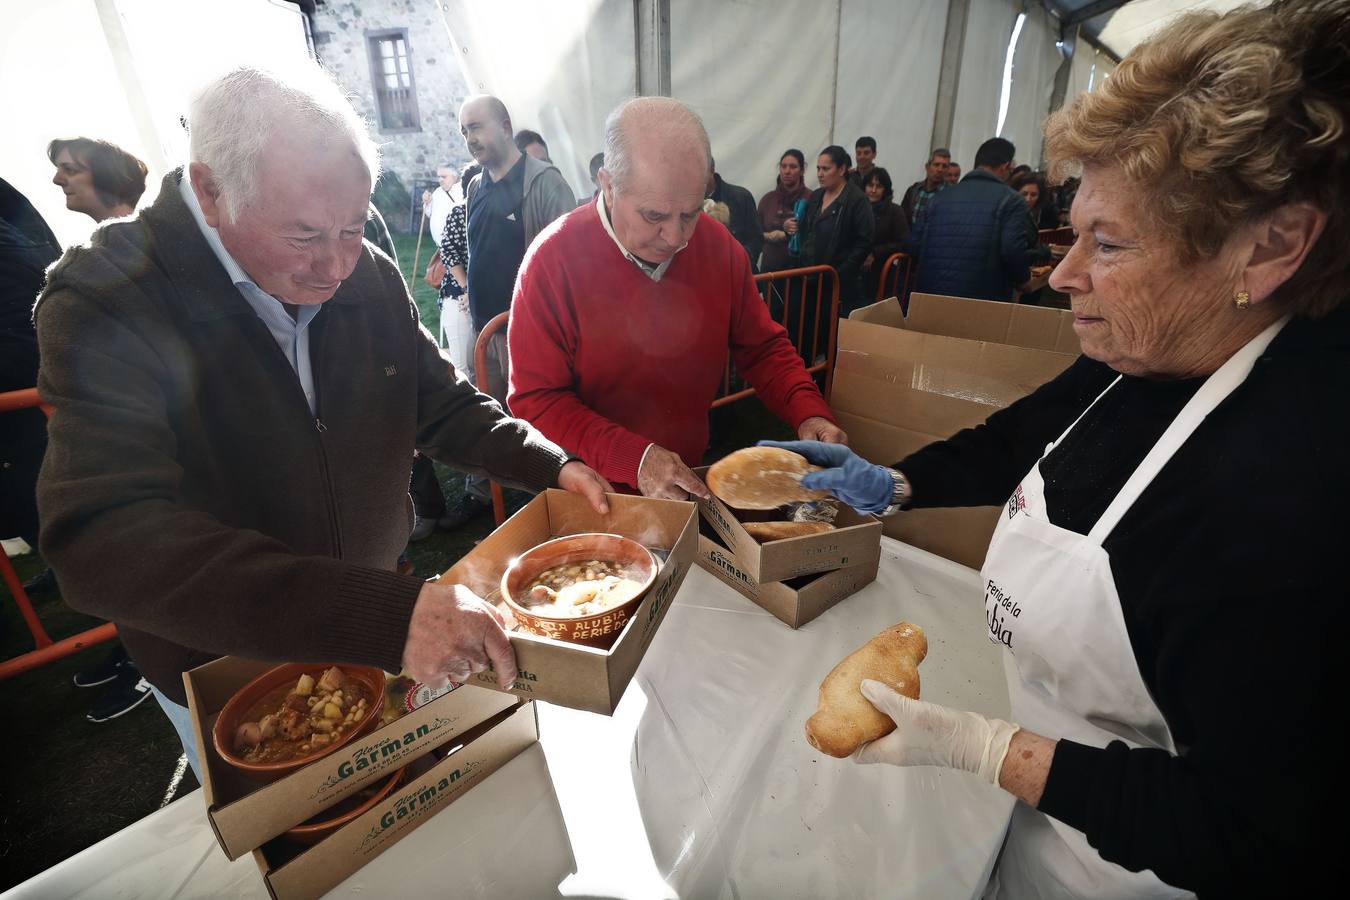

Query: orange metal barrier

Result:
[875,252,913,304]
[0,387,118,681]
[473,311,511,527]
[717,264,840,406]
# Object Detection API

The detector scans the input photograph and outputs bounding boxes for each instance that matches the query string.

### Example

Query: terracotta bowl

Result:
[212,663,387,783]
[282,765,407,846]
[500,533,658,648]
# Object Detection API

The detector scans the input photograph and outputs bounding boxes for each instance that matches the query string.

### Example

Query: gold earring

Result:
[1234,290,1251,310]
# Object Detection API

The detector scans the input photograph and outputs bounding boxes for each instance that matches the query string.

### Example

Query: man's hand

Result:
[862,252,874,271]
[402,582,516,689]
[637,444,710,501]
[796,416,848,445]
[757,439,891,514]
[558,460,612,514]
[853,680,1020,787]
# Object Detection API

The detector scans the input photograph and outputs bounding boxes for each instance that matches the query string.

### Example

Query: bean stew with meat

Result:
[232,666,372,763]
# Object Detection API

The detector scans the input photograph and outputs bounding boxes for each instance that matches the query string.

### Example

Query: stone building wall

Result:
[310,0,472,231]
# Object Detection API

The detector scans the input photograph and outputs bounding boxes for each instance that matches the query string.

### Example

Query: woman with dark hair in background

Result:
[1012,170,1059,230]
[757,149,811,273]
[48,137,148,222]
[784,146,873,355]
[861,166,909,302]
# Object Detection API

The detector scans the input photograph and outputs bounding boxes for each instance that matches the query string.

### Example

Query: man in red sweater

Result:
[508,98,845,499]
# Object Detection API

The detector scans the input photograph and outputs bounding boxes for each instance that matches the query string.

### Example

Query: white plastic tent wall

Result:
[0,0,312,250]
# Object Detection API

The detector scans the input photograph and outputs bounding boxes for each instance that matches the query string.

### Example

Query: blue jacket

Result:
[912,168,1032,302]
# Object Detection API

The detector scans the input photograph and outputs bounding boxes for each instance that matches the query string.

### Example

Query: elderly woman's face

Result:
[1050,165,1244,378]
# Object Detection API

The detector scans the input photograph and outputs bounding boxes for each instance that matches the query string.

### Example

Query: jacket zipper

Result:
[310,325,344,561]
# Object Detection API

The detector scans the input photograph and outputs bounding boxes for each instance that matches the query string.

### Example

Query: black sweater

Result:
[897,309,1349,897]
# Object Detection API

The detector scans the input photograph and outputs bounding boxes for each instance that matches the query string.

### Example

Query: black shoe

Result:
[436,495,490,530]
[87,671,153,723]
[73,645,132,688]
[21,567,58,596]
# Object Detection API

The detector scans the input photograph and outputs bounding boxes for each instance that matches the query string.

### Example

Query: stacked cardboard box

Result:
[694,468,882,628]
[184,489,698,898]
[831,293,1079,569]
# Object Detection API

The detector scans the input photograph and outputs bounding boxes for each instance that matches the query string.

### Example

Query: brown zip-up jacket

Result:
[34,171,570,704]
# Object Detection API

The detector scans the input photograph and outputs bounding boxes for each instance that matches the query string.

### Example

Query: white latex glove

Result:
[853,679,1020,786]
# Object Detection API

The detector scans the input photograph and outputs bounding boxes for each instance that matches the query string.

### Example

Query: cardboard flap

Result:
[905,293,1080,354]
[546,490,690,551]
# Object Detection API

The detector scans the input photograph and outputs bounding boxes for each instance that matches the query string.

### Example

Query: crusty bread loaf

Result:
[742,521,834,542]
[805,621,927,758]
[706,447,830,510]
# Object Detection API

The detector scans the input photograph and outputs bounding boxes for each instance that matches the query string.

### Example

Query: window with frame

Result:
[367,29,420,132]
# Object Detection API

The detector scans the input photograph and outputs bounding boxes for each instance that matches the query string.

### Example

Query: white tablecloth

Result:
[6,538,1013,900]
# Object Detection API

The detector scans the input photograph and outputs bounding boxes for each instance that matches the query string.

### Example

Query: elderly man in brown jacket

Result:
[33,64,609,774]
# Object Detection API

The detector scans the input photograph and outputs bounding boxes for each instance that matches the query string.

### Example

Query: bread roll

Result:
[742,521,834,542]
[706,447,830,510]
[805,621,927,758]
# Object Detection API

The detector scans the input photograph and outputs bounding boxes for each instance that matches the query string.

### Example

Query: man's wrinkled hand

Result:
[637,444,710,501]
[558,461,612,514]
[402,582,516,689]
[797,416,848,445]
[853,680,1020,786]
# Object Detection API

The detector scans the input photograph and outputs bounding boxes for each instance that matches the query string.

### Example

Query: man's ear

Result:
[188,162,225,228]
[598,167,614,208]
[1242,202,1328,306]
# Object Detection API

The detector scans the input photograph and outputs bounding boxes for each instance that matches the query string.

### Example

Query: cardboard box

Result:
[832,294,1079,569]
[185,656,517,860]
[694,467,881,583]
[440,488,696,715]
[695,523,880,628]
[252,701,538,900]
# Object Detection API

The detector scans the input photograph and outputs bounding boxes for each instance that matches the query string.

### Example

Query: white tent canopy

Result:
[2,0,1258,249]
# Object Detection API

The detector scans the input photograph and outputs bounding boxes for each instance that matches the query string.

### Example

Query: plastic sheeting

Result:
[1001,3,1063,169]
[7,539,1015,900]
[833,0,950,193]
[948,0,1019,172]
[668,0,837,200]
[0,0,312,250]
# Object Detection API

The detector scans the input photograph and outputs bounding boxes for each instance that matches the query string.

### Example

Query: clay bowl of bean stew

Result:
[501,533,659,648]
[212,663,386,783]
[283,764,407,845]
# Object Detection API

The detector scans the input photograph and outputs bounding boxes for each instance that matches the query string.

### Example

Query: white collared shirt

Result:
[595,193,686,283]
[179,177,321,416]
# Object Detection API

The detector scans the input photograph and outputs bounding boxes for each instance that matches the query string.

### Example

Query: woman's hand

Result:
[765,229,787,243]
[784,217,799,236]
[757,439,892,514]
[853,680,1020,785]
[863,252,874,271]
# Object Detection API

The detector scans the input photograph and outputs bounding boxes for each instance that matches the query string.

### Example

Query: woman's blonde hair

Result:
[1044,0,1350,318]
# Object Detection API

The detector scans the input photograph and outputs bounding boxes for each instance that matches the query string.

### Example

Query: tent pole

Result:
[827,0,841,144]
[634,0,671,96]
[929,0,970,158]
[93,0,168,174]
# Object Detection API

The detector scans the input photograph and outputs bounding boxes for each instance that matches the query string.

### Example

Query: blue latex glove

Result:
[757,440,893,514]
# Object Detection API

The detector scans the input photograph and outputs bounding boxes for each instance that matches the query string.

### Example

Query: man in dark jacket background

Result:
[912,137,1033,302]
[706,158,762,271]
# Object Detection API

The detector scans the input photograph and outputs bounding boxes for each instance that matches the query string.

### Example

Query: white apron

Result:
[981,318,1287,899]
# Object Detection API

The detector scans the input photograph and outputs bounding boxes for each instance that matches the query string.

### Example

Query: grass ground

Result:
[0,229,784,890]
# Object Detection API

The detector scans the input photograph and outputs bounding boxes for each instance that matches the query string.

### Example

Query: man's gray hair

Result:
[189,65,380,221]
[603,97,711,194]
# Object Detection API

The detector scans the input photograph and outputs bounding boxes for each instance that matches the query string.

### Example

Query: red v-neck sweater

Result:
[508,202,835,489]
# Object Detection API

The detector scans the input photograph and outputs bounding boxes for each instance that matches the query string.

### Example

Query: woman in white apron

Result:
[763,3,1348,895]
